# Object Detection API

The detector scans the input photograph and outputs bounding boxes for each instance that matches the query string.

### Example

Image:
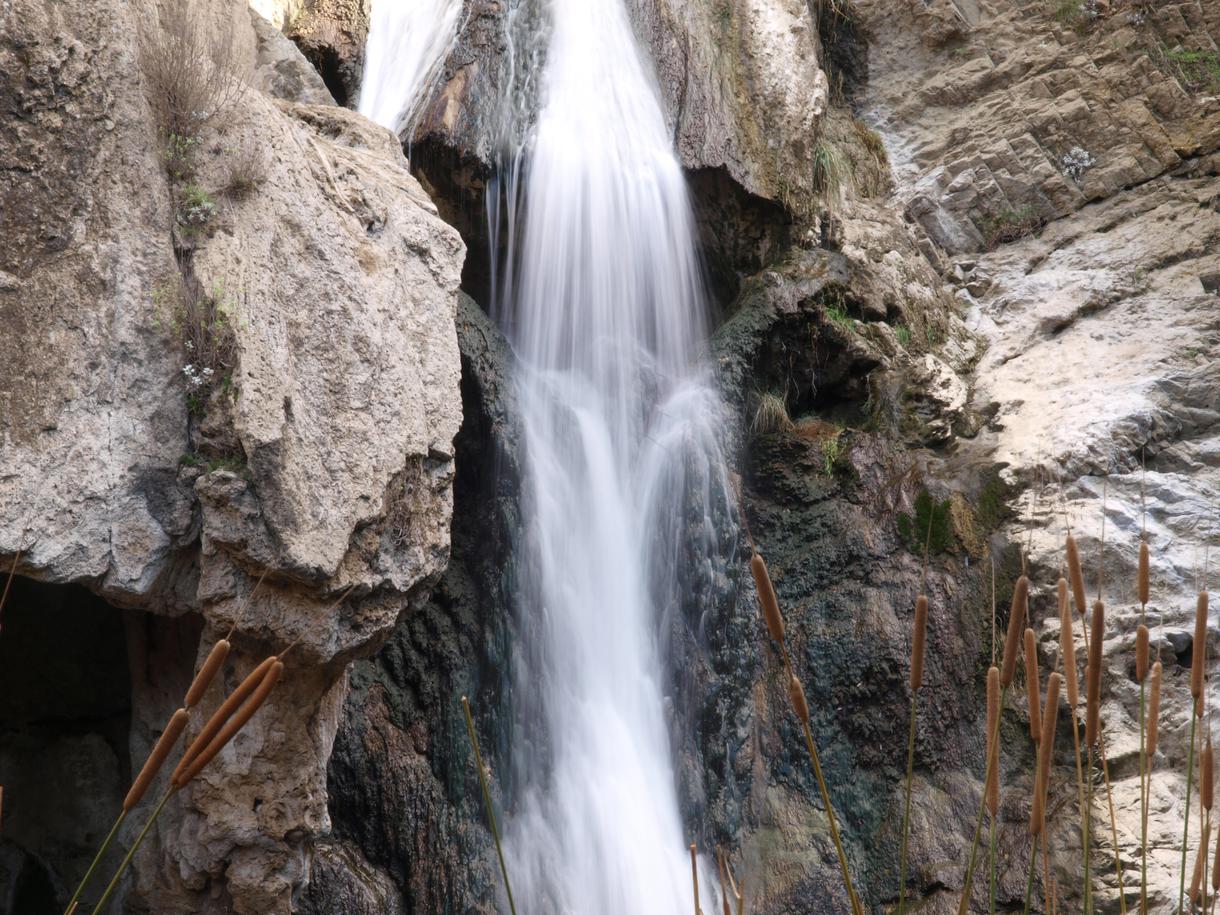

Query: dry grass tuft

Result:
[141,0,246,141]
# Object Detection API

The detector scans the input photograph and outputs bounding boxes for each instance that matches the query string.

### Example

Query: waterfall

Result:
[361,0,734,911]
[358,0,464,136]
[501,0,731,911]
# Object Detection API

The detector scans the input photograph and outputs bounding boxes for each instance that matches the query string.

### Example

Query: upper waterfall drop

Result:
[358,0,464,135]
[500,0,733,912]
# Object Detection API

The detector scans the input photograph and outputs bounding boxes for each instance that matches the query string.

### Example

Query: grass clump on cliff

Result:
[141,0,244,143]
[979,205,1042,250]
[750,391,794,436]
[897,489,952,555]
[812,141,851,207]
[1162,46,1220,92]
[154,277,238,414]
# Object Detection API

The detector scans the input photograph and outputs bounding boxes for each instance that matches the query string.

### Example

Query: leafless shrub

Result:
[142,1,246,158]
[223,139,267,200]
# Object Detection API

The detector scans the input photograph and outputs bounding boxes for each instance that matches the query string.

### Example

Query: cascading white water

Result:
[359,0,733,909]
[358,0,464,136]
[500,0,732,912]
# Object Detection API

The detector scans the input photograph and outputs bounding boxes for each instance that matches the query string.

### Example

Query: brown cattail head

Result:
[750,553,785,645]
[1058,579,1080,710]
[1085,600,1104,746]
[788,673,810,724]
[173,660,283,788]
[910,595,928,692]
[1001,576,1029,687]
[1148,660,1163,758]
[1213,820,1220,892]
[986,665,1001,817]
[1192,820,1212,905]
[185,638,230,709]
[1138,540,1150,606]
[173,656,276,783]
[124,707,190,811]
[1193,589,1209,700]
[1136,625,1150,684]
[1205,736,1215,812]
[1030,671,1062,836]
[1025,628,1041,742]
[1067,534,1088,620]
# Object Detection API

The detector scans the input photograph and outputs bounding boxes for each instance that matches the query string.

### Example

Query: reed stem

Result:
[1022,838,1037,915]
[1182,709,1200,915]
[988,814,998,915]
[958,685,1007,915]
[1140,678,1148,915]
[799,717,862,915]
[1086,744,1094,915]
[63,810,126,915]
[898,689,919,915]
[461,696,518,915]
[90,788,173,915]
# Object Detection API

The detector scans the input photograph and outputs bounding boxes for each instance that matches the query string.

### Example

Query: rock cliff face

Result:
[5,0,1216,911]
[853,0,1220,910]
[0,1,462,912]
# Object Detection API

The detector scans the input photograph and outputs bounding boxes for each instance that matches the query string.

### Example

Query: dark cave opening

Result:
[0,578,132,915]
[406,141,793,324]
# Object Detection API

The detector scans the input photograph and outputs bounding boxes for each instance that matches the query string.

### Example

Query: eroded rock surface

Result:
[0,0,462,911]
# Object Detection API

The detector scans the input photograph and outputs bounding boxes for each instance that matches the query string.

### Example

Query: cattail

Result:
[1025,628,1041,742]
[1031,672,1062,836]
[1001,576,1029,687]
[750,553,785,644]
[173,656,276,782]
[173,660,283,788]
[1213,820,1220,892]
[911,595,928,691]
[185,639,231,709]
[1193,590,1209,701]
[1138,540,1150,606]
[1136,624,1150,683]
[1086,600,1104,746]
[1148,660,1163,757]
[1067,534,1088,620]
[124,708,189,811]
[986,665,1001,817]
[1058,579,1080,710]
[1192,821,1212,904]
[788,673,810,724]
[1205,737,1215,812]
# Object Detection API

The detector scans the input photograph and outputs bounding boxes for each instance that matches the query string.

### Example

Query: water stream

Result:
[361,1,732,911]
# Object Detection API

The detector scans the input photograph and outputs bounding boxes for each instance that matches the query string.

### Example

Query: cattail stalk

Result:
[173,656,276,781]
[89,788,173,915]
[1061,579,1088,853]
[1194,820,1212,909]
[1183,590,1209,915]
[959,667,1006,915]
[1002,576,1030,688]
[1024,673,1062,915]
[898,594,928,915]
[1068,534,1089,623]
[1086,600,1104,746]
[751,551,861,915]
[90,659,283,914]
[125,709,189,811]
[462,696,519,915]
[1025,628,1041,742]
[1138,626,1150,915]
[690,843,702,915]
[185,639,230,709]
[62,812,126,915]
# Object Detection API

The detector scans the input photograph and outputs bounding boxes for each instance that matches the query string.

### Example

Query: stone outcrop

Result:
[852,0,1220,910]
[0,0,462,912]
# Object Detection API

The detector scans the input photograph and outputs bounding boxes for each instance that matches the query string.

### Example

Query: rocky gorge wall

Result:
[4,0,1218,912]
[0,0,463,911]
